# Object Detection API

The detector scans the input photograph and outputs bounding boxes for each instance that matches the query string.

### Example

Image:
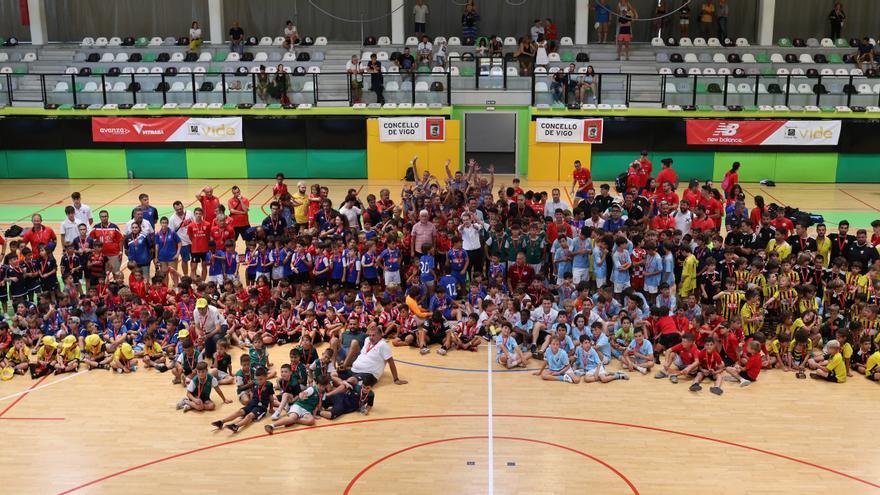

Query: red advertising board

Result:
[92,117,189,142]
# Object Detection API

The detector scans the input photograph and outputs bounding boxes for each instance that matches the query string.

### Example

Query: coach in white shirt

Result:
[543,188,571,218]
[346,325,407,385]
[124,207,154,235]
[672,200,694,236]
[459,211,487,272]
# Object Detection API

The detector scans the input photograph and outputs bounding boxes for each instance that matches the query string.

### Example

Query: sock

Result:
[557,375,566,382]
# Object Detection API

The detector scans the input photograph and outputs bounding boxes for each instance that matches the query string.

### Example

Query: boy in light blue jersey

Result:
[621,328,654,375]
[573,335,628,383]
[569,228,592,285]
[589,321,613,364]
[643,241,663,302]
[661,240,676,289]
[611,237,632,295]
[591,238,609,288]
[535,336,579,383]
[553,236,573,286]
[495,323,532,369]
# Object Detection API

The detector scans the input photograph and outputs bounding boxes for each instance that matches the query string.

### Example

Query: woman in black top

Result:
[828,2,845,40]
[272,64,290,104]
[366,54,385,104]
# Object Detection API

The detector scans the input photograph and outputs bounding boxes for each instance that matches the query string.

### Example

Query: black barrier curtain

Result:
[223,0,392,43]
[773,0,880,41]
[0,0,31,41]
[402,0,574,42]
[45,0,209,41]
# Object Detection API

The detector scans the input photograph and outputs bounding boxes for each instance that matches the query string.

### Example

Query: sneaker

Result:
[211,420,224,429]
[437,347,447,356]
[740,379,751,387]
[529,343,537,355]
[419,347,429,355]
[115,368,123,374]
[710,386,723,395]
[563,374,574,383]
[182,404,191,412]
[176,398,187,410]
[689,383,702,392]
[615,371,629,380]
[226,424,239,433]
[264,424,275,435]
[635,365,647,375]
[654,371,668,379]
[669,375,678,384]
[271,410,281,421]
[155,364,168,373]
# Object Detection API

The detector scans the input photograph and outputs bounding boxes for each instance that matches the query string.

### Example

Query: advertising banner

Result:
[377,117,446,142]
[685,119,841,146]
[534,118,604,144]
[92,117,243,142]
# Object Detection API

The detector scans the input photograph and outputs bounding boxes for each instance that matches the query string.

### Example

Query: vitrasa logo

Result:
[132,123,166,135]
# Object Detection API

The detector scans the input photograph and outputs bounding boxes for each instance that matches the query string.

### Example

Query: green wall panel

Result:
[306,150,366,178]
[713,152,777,182]
[0,151,8,178]
[5,150,68,178]
[66,149,127,178]
[775,153,837,183]
[836,154,880,183]
[126,149,188,179]
[649,151,714,182]
[590,151,637,181]
[246,150,309,178]
[185,149,247,178]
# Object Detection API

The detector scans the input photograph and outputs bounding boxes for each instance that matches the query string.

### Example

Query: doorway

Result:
[464,112,517,174]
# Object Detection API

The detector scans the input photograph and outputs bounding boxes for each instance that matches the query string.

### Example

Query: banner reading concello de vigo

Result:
[686,119,841,146]
[92,117,243,143]
[535,118,604,144]
[378,117,446,142]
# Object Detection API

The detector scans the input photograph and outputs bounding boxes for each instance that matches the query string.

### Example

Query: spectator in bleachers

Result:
[346,55,364,104]
[828,2,846,41]
[256,66,270,103]
[617,8,633,61]
[514,36,536,76]
[189,21,202,53]
[699,1,715,39]
[550,67,569,104]
[653,1,669,40]
[366,54,385,104]
[461,2,479,41]
[476,37,488,57]
[434,40,448,67]
[535,34,549,69]
[679,1,692,37]
[855,37,875,72]
[544,18,558,51]
[283,20,299,51]
[397,47,416,81]
[413,0,429,37]
[577,65,598,104]
[272,65,291,105]
[229,21,244,56]
[595,0,611,43]
[530,19,544,42]
[716,0,729,41]
[417,35,433,67]
[489,36,503,57]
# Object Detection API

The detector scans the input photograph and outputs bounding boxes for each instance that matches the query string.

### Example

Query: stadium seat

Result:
[361,51,373,61]
[490,66,503,76]
[693,37,707,47]
[376,51,389,61]
[399,81,412,92]
[548,52,560,62]
[726,83,737,94]
[114,52,128,62]
[108,37,122,46]
[797,83,812,94]
[504,37,517,46]
[776,68,789,75]
[506,66,518,76]
[534,67,547,74]
[258,36,272,46]
[65,66,77,74]
[741,53,756,63]
[21,52,36,62]
[385,81,399,92]
[82,81,98,92]
[798,53,814,63]
[282,52,297,62]
[737,83,753,93]
[713,53,726,63]
[684,53,698,63]
[135,37,148,48]
[819,68,834,76]
[171,52,185,62]
[94,37,109,47]
[679,37,692,46]
[377,36,391,46]
[405,36,418,46]
[307,66,320,73]
[254,52,268,62]
[431,66,444,73]
[548,66,560,74]
[656,53,669,63]
[315,36,328,45]
[122,67,134,74]
[827,53,843,64]
[770,53,784,63]
[111,81,127,92]
[806,38,820,47]
[561,52,575,62]
[447,36,461,46]
[703,68,716,75]
[787,84,799,94]
[81,37,95,47]
[534,82,548,92]
[179,66,192,73]
[688,68,701,75]
[0,53,8,63]
[708,37,721,47]
[851,68,864,76]
[100,52,114,63]
[778,38,792,47]
[53,81,69,92]
[196,52,211,63]
[736,38,749,47]
[659,67,672,75]
[835,68,848,76]
[718,67,731,75]
[194,66,206,73]
[226,52,240,62]
[651,37,665,47]
[0,66,12,74]
[150,66,162,73]
[146,36,162,46]
[272,36,285,46]
[791,68,805,75]
[698,53,712,63]
[560,37,573,46]
[434,36,447,45]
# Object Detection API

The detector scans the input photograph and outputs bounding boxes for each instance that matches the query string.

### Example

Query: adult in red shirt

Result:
[571,160,593,200]
[681,179,702,209]
[653,310,681,355]
[196,186,221,226]
[722,162,740,198]
[655,158,678,189]
[507,252,535,292]
[209,214,236,250]
[691,205,716,233]
[89,210,124,273]
[769,208,794,234]
[226,185,251,240]
[186,207,211,279]
[626,161,648,191]
[650,206,676,231]
[652,181,680,209]
[21,214,57,252]
[701,186,724,230]
[636,150,652,176]
[272,172,288,200]
[546,211,573,244]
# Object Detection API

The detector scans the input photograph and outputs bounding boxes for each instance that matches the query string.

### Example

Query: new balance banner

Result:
[686,119,841,146]
[92,117,243,142]
[378,117,446,142]
[535,118,604,144]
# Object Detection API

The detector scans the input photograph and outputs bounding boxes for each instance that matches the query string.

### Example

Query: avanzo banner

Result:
[377,117,446,142]
[535,118,604,144]
[686,119,841,146]
[92,117,243,142]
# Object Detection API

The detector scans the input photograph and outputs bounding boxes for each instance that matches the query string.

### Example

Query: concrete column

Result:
[575,0,590,45]
[27,0,48,45]
[208,0,225,44]
[391,0,405,44]
[757,0,776,46]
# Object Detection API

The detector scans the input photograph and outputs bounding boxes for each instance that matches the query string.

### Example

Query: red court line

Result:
[838,189,880,213]
[4,192,42,202]
[15,184,96,222]
[759,188,785,206]
[55,413,880,494]
[343,435,639,495]
[0,375,49,417]
[95,184,143,210]
[0,417,65,421]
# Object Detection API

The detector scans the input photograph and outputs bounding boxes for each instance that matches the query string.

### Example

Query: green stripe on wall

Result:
[67,149,127,178]
[650,151,714,182]
[0,151,7,178]
[713,152,777,182]
[126,149,188,179]
[246,150,309,178]
[185,149,247,178]
[306,149,366,178]
[836,154,880,183]
[775,153,837,183]
[5,150,68,178]
[590,151,636,181]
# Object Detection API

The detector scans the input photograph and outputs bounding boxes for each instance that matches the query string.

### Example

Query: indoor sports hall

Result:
[0,1,879,494]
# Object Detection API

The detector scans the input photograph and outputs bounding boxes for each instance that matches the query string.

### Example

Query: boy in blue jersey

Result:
[553,236,573,286]
[438,265,460,301]
[590,321,613,365]
[223,239,238,283]
[592,238,609,289]
[496,322,532,369]
[535,336,579,383]
[574,335,628,383]
[418,244,437,292]
[378,236,402,286]
[621,327,654,374]
[154,216,181,284]
[206,240,226,284]
[360,241,379,286]
[643,241,663,303]
[611,237,632,296]
[447,236,469,288]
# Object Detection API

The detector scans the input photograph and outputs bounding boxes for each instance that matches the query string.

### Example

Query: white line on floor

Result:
[0,370,86,402]
[486,343,494,495]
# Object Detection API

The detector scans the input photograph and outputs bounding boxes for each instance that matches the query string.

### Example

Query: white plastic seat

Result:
[149,37,163,46]
[448,51,460,60]
[150,66,163,73]
[450,66,459,76]
[171,52,185,62]
[873,84,880,94]
[790,68,804,75]
[835,68,848,76]
[385,81,399,91]
[658,67,672,75]
[114,52,128,62]
[99,52,114,63]
[112,81,127,92]
[851,68,864,76]
[361,51,373,61]
[399,81,412,92]
[736,38,749,47]
[0,53,7,63]
[798,53,814,64]
[726,83,737,94]
[432,66,445,73]
[122,67,135,74]
[315,36,328,45]
[806,38,820,47]
[820,38,834,48]
[737,83,753,93]
[22,51,37,62]
[679,37,692,46]
[108,37,122,46]
[53,81,69,92]
[770,53,784,63]
[212,82,225,92]
[179,66,192,73]
[64,66,78,74]
[507,66,518,76]
[713,53,726,63]
[684,53,698,63]
[272,36,285,46]
[258,36,272,46]
[548,66,560,74]
[796,83,811,94]
[198,52,212,62]
[184,82,194,92]
[741,53,756,63]
[254,52,268,62]
[787,84,799,94]
[776,68,789,75]
[447,36,461,46]
[718,67,731,75]
[548,52,560,62]
[0,67,12,74]
[405,36,418,46]
[490,66,503,76]
[226,52,240,62]
[534,67,547,74]
[377,51,389,61]
[170,81,185,92]
[81,37,95,47]
[282,52,297,61]
[651,37,665,47]
[415,81,429,91]
[708,37,721,47]
[535,81,548,92]
[757,83,768,94]
[249,66,261,74]
[688,67,701,75]
[163,37,176,45]
[820,68,834,76]
[693,37,707,46]
[433,36,447,45]
[194,66,206,73]
[702,67,716,75]
[504,37,517,46]
[665,82,677,93]
[94,37,109,47]
[387,65,399,73]
[857,83,873,94]
[377,36,391,46]
[307,66,321,73]
[560,37,573,46]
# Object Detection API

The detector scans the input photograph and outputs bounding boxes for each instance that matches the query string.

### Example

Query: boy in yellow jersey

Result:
[111,342,138,373]
[741,289,764,337]
[768,332,790,369]
[779,259,800,286]
[798,285,819,315]
[81,334,111,370]
[787,328,812,378]
[859,339,880,381]
[4,336,31,376]
[845,261,869,304]
[734,258,749,291]
[775,312,803,338]
[815,223,831,268]
[679,245,697,298]
[855,305,879,338]
[139,333,167,371]
[746,259,766,290]
[835,328,854,377]
[809,339,846,383]
[766,228,792,261]
[765,275,798,316]
[31,335,59,379]
[54,335,81,375]
[713,277,743,321]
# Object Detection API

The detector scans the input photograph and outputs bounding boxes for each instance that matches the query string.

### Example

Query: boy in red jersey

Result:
[655,332,699,383]
[571,160,593,201]
[723,340,761,389]
[187,207,210,280]
[689,337,725,395]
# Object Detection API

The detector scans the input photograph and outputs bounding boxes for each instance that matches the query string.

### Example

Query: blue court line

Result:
[395,359,540,373]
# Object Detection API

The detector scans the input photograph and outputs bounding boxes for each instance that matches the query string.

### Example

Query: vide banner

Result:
[686,119,841,146]
[378,117,446,142]
[92,117,244,143]
[535,118,604,144]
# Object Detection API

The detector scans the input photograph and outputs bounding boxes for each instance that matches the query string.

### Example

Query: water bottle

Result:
[128,170,134,179]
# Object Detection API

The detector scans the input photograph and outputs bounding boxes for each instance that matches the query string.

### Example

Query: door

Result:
[464,112,517,174]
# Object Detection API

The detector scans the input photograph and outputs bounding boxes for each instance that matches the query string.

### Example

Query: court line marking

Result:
[0,370,86,403]
[486,343,494,495]
[55,413,880,494]
[759,188,785,206]
[395,359,540,373]
[0,375,49,417]
[95,184,143,210]
[343,435,639,495]
[837,189,880,213]
[15,184,96,222]
[0,417,65,421]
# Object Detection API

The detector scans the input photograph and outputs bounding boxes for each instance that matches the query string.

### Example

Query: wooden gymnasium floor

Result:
[0,178,878,495]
